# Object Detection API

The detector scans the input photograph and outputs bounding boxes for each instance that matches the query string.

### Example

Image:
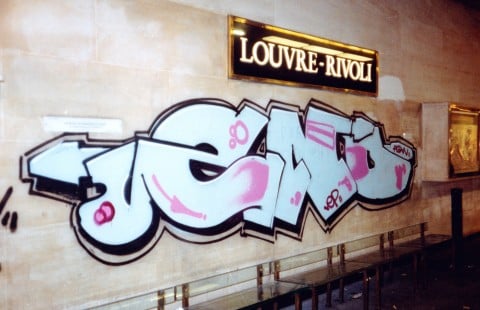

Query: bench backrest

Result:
[93,222,428,309]
[273,246,335,280]
[338,222,428,263]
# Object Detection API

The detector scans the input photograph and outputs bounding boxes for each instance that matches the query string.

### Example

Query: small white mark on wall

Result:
[378,75,405,101]
[42,116,123,134]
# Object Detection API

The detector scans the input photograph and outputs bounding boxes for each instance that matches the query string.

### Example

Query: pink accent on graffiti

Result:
[170,196,207,220]
[338,176,353,191]
[94,201,115,225]
[305,120,335,149]
[229,120,249,149]
[324,189,342,211]
[290,191,302,206]
[346,145,369,180]
[151,174,206,220]
[392,143,412,159]
[233,160,269,204]
[395,164,407,190]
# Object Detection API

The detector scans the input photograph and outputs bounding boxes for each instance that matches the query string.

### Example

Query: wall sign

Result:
[21,98,415,265]
[229,16,379,96]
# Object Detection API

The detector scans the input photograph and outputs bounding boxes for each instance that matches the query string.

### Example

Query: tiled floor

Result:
[283,234,480,309]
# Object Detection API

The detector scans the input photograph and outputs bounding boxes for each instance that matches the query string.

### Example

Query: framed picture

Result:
[449,106,480,176]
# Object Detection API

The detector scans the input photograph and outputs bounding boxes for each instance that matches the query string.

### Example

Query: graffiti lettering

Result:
[21,98,416,265]
[392,143,412,158]
[0,187,17,233]
[324,189,342,211]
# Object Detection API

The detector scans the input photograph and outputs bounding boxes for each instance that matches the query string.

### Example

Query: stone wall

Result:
[1,0,479,308]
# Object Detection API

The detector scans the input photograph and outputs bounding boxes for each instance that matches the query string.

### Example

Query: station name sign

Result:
[228,16,378,96]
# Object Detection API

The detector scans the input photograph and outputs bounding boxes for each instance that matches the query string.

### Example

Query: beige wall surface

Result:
[1,0,480,308]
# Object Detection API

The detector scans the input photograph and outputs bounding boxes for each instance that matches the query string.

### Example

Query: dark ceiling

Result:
[458,0,480,10]
[457,0,480,23]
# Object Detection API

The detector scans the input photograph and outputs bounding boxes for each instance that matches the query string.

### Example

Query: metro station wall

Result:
[1,0,479,308]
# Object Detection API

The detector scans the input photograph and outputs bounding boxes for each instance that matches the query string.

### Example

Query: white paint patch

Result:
[378,75,405,101]
[43,116,123,133]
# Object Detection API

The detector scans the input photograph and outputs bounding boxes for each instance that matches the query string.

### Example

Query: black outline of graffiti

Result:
[0,187,17,233]
[20,98,417,265]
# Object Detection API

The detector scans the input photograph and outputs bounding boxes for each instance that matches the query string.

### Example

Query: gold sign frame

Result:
[449,104,480,177]
[228,16,379,96]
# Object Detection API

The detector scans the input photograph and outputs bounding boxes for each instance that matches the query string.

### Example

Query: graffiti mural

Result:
[21,98,416,265]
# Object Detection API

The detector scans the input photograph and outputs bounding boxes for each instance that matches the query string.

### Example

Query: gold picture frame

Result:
[449,105,480,176]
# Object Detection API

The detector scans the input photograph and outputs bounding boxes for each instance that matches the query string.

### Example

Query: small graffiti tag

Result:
[21,98,416,265]
[0,187,17,233]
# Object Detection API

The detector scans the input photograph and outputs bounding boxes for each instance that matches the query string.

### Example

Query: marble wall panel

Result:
[1,52,170,140]
[96,0,226,77]
[171,0,275,24]
[0,0,95,61]
[0,0,479,308]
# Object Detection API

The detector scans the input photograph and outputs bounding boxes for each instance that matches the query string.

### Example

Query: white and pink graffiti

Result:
[21,98,416,265]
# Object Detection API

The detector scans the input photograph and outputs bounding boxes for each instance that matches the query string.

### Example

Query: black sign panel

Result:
[228,16,378,96]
